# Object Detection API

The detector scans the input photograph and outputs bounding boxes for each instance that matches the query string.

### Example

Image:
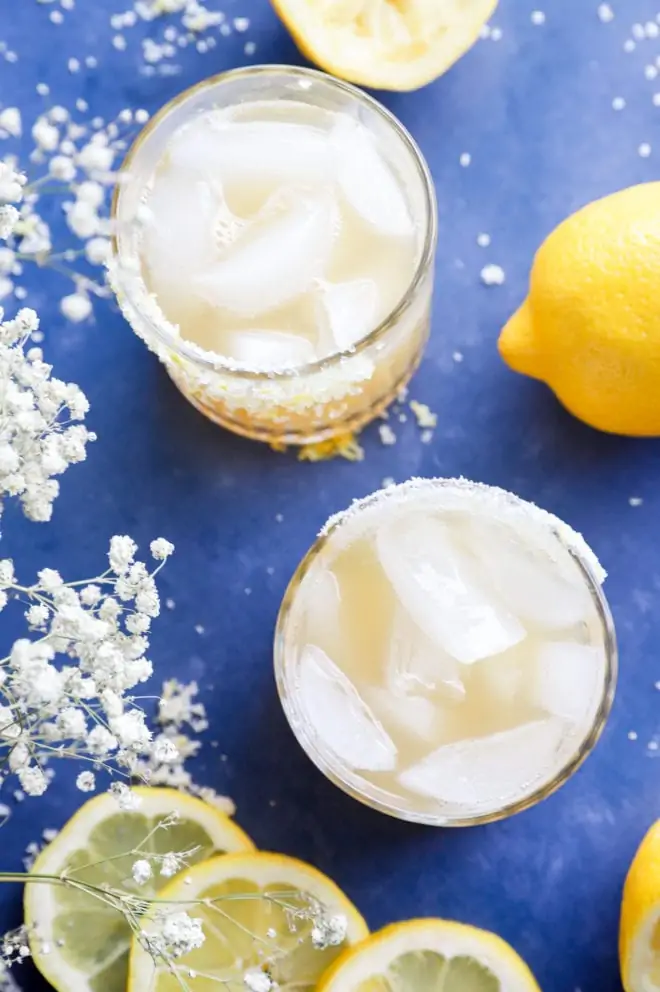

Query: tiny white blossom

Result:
[143,912,205,960]
[85,236,110,265]
[109,535,138,574]
[25,603,49,628]
[244,970,273,992]
[49,156,76,182]
[153,737,179,764]
[60,292,92,323]
[110,782,142,811]
[0,108,22,137]
[17,764,47,796]
[150,538,174,561]
[32,117,59,152]
[37,569,63,592]
[159,852,180,877]
[0,205,19,239]
[132,859,153,885]
[86,725,118,756]
[0,560,15,586]
[311,914,347,950]
[0,705,21,740]
[75,770,96,792]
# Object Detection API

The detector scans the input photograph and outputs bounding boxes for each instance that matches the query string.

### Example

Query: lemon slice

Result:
[128,851,369,991]
[25,787,254,992]
[270,0,498,92]
[620,819,660,992]
[317,918,541,992]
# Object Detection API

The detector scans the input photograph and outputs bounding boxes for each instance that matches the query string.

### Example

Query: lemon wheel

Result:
[128,850,369,992]
[317,918,541,992]
[25,787,255,992]
[620,819,660,992]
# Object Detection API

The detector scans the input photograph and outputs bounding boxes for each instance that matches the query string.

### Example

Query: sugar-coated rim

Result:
[110,64,438,380]
[274,477,618,828]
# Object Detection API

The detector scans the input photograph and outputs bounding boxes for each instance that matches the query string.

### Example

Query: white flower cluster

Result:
[310,913,348,950]
[0,535,174,795]
[131,849,189,885]
[0,305,94,521]
[140,911,205,961]
[0,101,149,321]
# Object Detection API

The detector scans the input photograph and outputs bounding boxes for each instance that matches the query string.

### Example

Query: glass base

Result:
[167,350,424,446]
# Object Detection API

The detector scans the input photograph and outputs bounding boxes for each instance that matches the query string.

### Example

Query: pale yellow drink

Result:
[111,67,436,444]
[275,479,617,826]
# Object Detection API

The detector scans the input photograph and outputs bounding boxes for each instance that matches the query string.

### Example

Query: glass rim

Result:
[110,63,438,382]
[273,478,618,828]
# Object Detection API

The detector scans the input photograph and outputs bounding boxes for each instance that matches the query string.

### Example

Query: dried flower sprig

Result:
[0,101,149,321]
[0,812,347,991]
[0,303,94,521]
[0,534,175,796]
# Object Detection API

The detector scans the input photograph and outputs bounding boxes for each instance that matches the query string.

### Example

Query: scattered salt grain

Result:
[476,232,491,247]
[628,731,638,741]
[68,58,80,73]
[491,26,503,40]
[646,20,660,37]
[480,263,506,286]
[653,93,660,106]
[459,152,471,167]
[166,598,175,610]
[49,10,64,23]
[649,740,659,752]
[234,17,250,31]
[612,97,626,110]
[597,3,614,22]
[629,496,643,506]
[275,513,284,523]
[632,23,645,40]
[382,477,395,488]
[244,42,257,56]
[638,142,652,157]
[531,11,545,25]
[645,65,658,80]
[194,624,204,635]
[624,39,636,52]
[409,400,437,429]
[453,351,464,363]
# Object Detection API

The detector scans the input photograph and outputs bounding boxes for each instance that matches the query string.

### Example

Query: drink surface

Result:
[138,100,419,371]
[285,481,609,821]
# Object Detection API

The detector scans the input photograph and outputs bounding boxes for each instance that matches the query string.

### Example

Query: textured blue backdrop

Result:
[1,2,659,990]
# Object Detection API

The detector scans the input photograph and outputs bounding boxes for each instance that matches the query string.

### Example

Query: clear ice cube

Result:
[302,568,342,649]
[399,718,566,807]
[194,191,339,317]
[223,330,316,370]
[144,175,219,307]
[531,642,603,724]
[472,645,527,707]
[386,608,465,701]
[331,116,414,238]
[168,119,332,187]
[377,515,526,665]
[298,644,397,772]
[466,518,591,630]
[316,278,379,356]
[365,686,439,743]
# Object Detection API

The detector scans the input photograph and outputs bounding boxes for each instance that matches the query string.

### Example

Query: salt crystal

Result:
[480,263,506,286]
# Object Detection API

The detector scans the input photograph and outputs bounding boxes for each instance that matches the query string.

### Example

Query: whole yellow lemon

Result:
[499,182,660,435]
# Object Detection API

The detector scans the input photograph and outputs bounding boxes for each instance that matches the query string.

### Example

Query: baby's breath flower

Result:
[109,535,138,574]
[132,859,153,885]
[141,911,205,960]
[60,292,92,323]
[244,969,273,992]
[152,737,179,764]
[17,765,47,797]
[311,914,348,950]
[75,770,96,793]
[159,852,180,877]
[26,603,49,629]
[110,782,142,811]
[150,538,174,560]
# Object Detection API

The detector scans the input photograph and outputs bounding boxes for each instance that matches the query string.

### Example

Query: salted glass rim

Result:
[111,63,438,382]
[273,477,618,828]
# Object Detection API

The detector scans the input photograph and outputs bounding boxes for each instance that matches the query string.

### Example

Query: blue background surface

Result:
[0,1,659,990]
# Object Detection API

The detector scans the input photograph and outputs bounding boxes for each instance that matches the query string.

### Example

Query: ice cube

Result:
[298,644,397,772]
[194,191,339,317]
[531,642,604,724]
[143,175,219,308]
[387,608,465,701]
[365,686,440,743]
[168,119,332,187]
[316,278,379,356]
[223,330,316,370]
[377,515,526,665]
[399,718,566,807]
[331,116,413,238]
[302,568,342,647]
[465,519,591,630]
[472,645,527,707]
